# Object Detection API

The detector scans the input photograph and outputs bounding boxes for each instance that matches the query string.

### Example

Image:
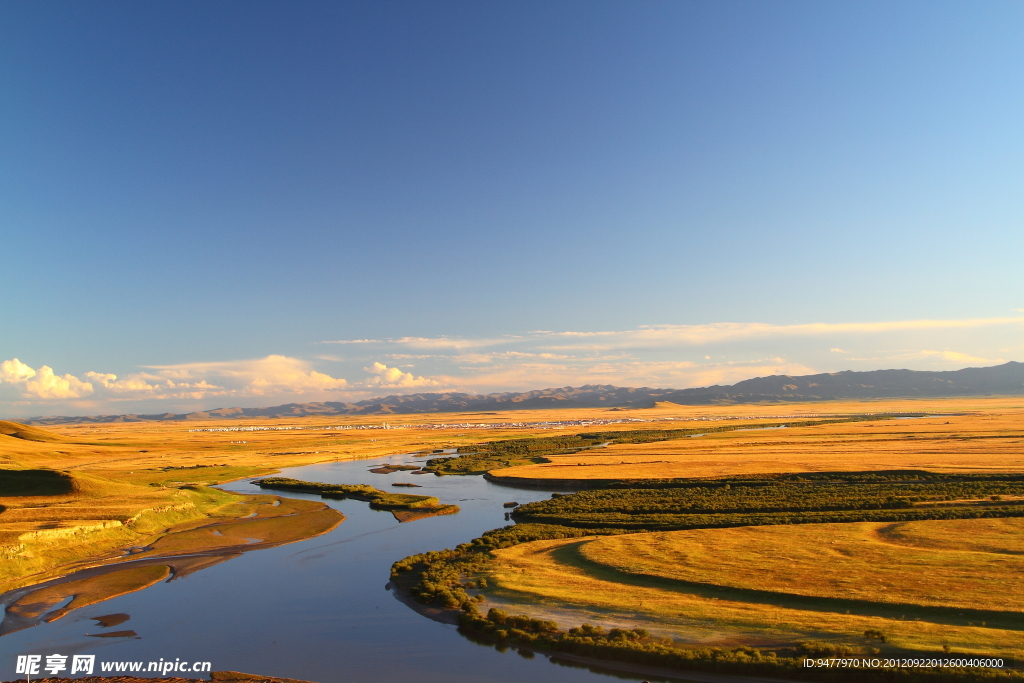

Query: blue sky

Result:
[2,0,1022,416]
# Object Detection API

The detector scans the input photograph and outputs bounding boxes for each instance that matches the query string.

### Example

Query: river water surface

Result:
[3,454,668,683]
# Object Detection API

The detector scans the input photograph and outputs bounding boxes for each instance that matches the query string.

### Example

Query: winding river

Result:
[2,454,667,683]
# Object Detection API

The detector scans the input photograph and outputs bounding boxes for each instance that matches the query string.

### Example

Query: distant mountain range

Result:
[20,361,1024,425]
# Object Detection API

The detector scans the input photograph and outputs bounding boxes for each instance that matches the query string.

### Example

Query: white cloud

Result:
[0,355,349,407]
[909,350,1001,364]
[321,317,1024,353]
[82,371,218,397]
[440,358,817,393]
[323,335,511,350]
[24,366,94,399]
[362,362,440,388]
[0,358,37,383]
[144,355,348,397]
[830,348,847,353]
[532,317,1024,350]
[1,359,94,399]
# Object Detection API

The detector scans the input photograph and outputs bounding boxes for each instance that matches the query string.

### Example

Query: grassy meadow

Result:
[576,518,1024,614]
[482,517,1024,658]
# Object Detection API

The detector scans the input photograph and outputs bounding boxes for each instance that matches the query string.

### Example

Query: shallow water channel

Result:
[3,455,674,683]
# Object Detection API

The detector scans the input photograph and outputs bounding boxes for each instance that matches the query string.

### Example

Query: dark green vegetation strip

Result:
[424,414,923,474]
[253,477,459,513]
[512,474,1024,530]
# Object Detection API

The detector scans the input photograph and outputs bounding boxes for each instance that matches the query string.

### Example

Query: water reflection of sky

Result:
[2,456,677,682]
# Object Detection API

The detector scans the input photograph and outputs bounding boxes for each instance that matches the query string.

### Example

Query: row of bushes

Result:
[510,477,1024,529]
[602,470,1024,488]
[514,505,1024,531]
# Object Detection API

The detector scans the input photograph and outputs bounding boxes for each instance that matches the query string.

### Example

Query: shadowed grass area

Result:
[0,469,74,496]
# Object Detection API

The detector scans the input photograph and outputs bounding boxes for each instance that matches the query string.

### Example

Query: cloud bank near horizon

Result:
[322,316,1024,350]
[2,315,1021,417]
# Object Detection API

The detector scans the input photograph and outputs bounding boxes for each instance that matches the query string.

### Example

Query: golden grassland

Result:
[482,517,1024,658]
[577,518,1024,613]
[488,398,1024,482]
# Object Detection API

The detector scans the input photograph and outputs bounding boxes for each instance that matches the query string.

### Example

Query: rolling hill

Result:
[0,420,76,442]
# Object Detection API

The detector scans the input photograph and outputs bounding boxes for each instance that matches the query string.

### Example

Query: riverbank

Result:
[387,569,797,683]
[0,494,343,635]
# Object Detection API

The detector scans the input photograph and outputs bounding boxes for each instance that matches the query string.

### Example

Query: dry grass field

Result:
[578,518,1024,613]
[482,517,1024,658]
[488,398,1024,483]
